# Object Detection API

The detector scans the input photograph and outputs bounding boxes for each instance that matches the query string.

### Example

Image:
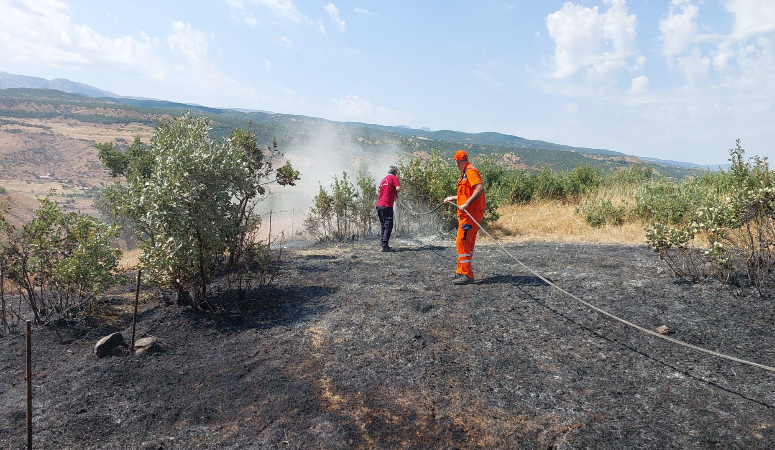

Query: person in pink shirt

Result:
[376,166,402,252]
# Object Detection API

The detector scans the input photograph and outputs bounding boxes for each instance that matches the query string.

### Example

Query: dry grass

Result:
[489,200,647,245]
[118,248,143,271]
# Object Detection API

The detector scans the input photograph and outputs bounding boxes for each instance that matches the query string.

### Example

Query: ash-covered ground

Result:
[2,237,775,449]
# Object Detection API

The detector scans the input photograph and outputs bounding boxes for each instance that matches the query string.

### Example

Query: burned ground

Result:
[1,238,775,449]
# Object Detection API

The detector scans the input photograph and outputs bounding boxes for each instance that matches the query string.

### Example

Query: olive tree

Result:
[97,113,299,306]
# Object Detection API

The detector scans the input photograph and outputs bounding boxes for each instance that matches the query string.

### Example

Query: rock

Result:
[655,325,671,335]
[133,336,163,355]
[95,332,125,358]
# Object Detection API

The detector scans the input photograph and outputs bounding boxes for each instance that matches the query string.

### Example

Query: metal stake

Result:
[26,320,32,450]
[131,270,142,354]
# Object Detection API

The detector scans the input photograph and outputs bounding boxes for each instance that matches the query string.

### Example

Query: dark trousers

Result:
[377,206,394,247]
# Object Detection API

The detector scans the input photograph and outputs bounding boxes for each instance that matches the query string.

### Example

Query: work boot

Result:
[453,275,474,285]
[381,245,394,252]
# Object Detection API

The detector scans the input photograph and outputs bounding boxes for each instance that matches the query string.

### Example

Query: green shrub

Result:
[97,113,299,306]
[304,170,377,241]
[577,199,628,228]
[1,196,124,324]
[645,140,775,295]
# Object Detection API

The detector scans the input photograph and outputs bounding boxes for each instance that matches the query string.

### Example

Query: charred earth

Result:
[1,238,775,449]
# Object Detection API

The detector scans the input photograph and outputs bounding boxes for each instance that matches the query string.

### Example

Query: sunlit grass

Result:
[489,199,647,245]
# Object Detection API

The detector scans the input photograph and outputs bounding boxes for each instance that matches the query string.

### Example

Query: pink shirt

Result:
[377,174,400,207]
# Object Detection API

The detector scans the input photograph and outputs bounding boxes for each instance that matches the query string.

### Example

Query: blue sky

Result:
[1,0,773,165]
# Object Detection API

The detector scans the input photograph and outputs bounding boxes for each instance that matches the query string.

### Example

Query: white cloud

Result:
[631,54,646,71]
[329,94,408,124]
[676,46,711,86]
[280,86,308,105]
[473,62,503,89]
[354,7,375,15]
[244,14,259,28]
[263,58,271,70]
[273,36,295,47]
[630,75,649,94]
[564,103,578,114]
[724,0,775,41]
[166,22,258,100]
[0,0,164,77]
[544,0,638,80]
[168,21,209,61]
[331,94,372,117]
[324,3,346,31]
[658,0,699,59]
[247,0,309,24]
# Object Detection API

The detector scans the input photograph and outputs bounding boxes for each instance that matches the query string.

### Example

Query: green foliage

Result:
[644,140,775,295]
[304,184,334,241]
[633,172,724,225]
[577,199,628,228]
[474,156,505,223]
[396,149,459,232]
[97,113,299,305]
[506,164,604,204]
[1,195,123,324]
[92,188,137,248]
[305,171,375,241]
[356,169,378,235]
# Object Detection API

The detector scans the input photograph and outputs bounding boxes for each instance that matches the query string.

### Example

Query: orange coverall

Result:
[456,163,486,279]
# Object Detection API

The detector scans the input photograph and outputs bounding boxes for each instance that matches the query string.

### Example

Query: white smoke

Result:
[254,121,403,239]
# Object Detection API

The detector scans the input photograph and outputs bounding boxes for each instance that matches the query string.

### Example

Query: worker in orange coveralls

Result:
[443,150,486,285]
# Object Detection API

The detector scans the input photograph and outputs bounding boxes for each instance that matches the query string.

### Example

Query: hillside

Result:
[0,87,699,173]
[0,86,703,222]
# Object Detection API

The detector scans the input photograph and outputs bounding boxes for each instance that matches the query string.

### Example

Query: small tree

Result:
[304,184,334,241]
[2,196,123,323]
[97,113,299,306]
[356,169,377,236]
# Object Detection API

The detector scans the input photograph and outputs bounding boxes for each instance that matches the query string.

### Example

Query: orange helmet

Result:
[453,150,468,161]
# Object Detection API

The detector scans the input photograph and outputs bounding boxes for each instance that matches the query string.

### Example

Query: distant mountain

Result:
[0,71,117,98]
[349,123,622,156]
[0,72,717,173]
[640,157,730,171]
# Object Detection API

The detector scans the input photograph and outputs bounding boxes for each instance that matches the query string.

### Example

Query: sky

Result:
[1,0,774,165]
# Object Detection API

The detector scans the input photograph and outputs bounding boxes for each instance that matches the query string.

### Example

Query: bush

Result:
[396,149,462,233]
[645,140,775,295]
[1,196,124,326]
[304,170,377,241]
[577,199,628,228]
[506,164,604,204]
[97,113,299,306]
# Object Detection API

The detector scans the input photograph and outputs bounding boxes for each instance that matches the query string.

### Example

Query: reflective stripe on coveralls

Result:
[456,209,483,278]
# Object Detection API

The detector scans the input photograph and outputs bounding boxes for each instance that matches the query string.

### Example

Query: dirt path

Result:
[2,237,775,449]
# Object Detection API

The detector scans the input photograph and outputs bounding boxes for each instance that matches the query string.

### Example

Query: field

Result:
[0,113,154,224]
[1,237,774,448]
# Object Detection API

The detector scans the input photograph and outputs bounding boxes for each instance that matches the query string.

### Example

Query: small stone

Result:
[134,336,163,355]
[655,325,671,335]
[95,332,125,358]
